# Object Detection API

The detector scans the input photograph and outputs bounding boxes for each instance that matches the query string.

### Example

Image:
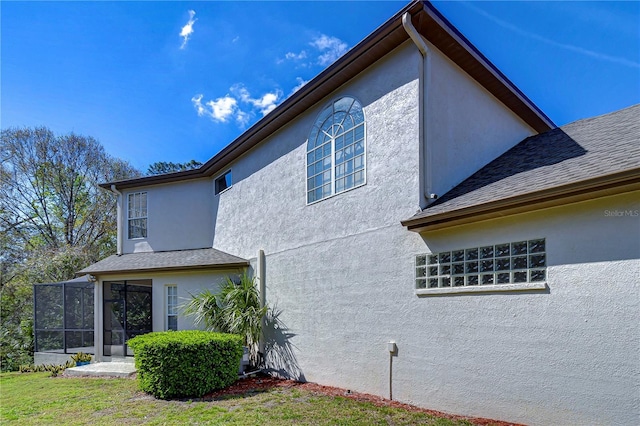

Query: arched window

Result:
[306,96,365,203]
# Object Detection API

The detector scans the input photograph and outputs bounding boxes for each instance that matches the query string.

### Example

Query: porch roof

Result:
[35,275,94,286]
[77,248,249,276]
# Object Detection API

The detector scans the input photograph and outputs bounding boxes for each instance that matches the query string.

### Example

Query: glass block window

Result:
[127,192,147,239]
[166,285,178,331]
[415,239,546,289]
[307,96,365,203]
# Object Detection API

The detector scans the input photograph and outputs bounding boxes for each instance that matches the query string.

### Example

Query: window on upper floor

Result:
[306,96,365,204]
[215,170,232,195]
[127,192,147,239]
[415,238,547,294]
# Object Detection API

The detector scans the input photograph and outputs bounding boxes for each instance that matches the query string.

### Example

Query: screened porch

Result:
[33,275,95,355]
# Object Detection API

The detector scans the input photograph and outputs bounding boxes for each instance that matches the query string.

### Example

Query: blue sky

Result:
[2,1,639,171]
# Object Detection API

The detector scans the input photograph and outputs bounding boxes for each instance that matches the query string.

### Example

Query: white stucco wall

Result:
[105,35,638,423]
[258,192,638,426]
[426,40,535,199]
[121,178,214,253]
[402,192,639,425]
[212,43,421,258]
[201,40,638,424]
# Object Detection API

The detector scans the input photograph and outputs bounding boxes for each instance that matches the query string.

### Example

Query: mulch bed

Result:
[204,374,524,426]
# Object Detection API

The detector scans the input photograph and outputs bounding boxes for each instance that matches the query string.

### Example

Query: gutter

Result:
[110,185,123,255]
[402,168,640,232]
[78,262,251,276]
[402,12,436,207]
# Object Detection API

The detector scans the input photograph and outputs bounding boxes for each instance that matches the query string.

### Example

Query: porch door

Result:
[103,280,152,357]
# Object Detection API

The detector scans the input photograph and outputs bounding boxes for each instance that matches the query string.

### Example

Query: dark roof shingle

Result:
[78,247,249,275]
[404,104,640,228]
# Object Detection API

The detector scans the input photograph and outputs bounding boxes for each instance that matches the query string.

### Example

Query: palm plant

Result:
[183,273,267,366]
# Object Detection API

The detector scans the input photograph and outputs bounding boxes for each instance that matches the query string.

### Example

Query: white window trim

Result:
[415,238,547,295]
[214,169,232,195]
[127,191,147,240]
[305,169,367,205]
[166,285,178,331]
[416,281,548,296]
[305,96,366,205]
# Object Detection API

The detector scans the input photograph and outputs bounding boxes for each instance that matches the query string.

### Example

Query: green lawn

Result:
[0,372,475,425]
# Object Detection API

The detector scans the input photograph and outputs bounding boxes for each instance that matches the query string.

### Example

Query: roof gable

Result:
[104,0,552,191]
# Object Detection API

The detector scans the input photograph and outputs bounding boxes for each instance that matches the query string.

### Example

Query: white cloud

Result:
[235,110,250,127]
[278,35,347,68]
[277,50,307,65]
[290,77,308,95]
[179,10,197,50]
[207,96,237,122]
[191,86,282,126]
[233,85,281,116]
[285,51,307,61]
[233,86,252,103]
[310,34,348,66]
[191,94,237,123]
[191,94,206,116]
[253,92,279,115]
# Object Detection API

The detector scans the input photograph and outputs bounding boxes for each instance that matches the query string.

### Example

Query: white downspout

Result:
[110,184,123,256]
[402,12,436,207]
[94,279,103,361]
[257,249,266,357]
[257,250,266,308]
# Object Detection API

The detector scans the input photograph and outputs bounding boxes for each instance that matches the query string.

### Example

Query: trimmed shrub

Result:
[128,330,243,399]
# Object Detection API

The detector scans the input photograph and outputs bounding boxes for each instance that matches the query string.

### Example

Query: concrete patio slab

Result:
[64,362,136,378]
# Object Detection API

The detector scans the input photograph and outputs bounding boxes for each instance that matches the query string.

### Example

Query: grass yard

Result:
[0,372,503,425]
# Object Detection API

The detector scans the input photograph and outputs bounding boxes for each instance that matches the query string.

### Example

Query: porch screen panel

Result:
[64,284,95,353]
[125,282,152,356]
[34,284,63,352]
[103,281,125,357]
[34,282,94,354]
[103,280,152,357]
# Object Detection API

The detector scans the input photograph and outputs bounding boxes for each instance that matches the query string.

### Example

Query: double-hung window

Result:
[166,285,178,331]
[306,96,365,204]
[128,192,147,239]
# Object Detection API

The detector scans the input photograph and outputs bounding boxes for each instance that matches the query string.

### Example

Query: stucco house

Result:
[35,1,639,424]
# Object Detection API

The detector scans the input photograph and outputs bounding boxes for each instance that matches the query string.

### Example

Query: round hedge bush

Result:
[128,330,243,399]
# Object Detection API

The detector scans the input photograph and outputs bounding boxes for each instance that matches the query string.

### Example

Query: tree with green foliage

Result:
[0,126,140,370]
[146,159,202,176]
[183,273,268,367]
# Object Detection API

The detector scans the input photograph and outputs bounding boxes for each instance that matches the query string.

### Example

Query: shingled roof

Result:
[402,104,640,231]
[78,247,249,276]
